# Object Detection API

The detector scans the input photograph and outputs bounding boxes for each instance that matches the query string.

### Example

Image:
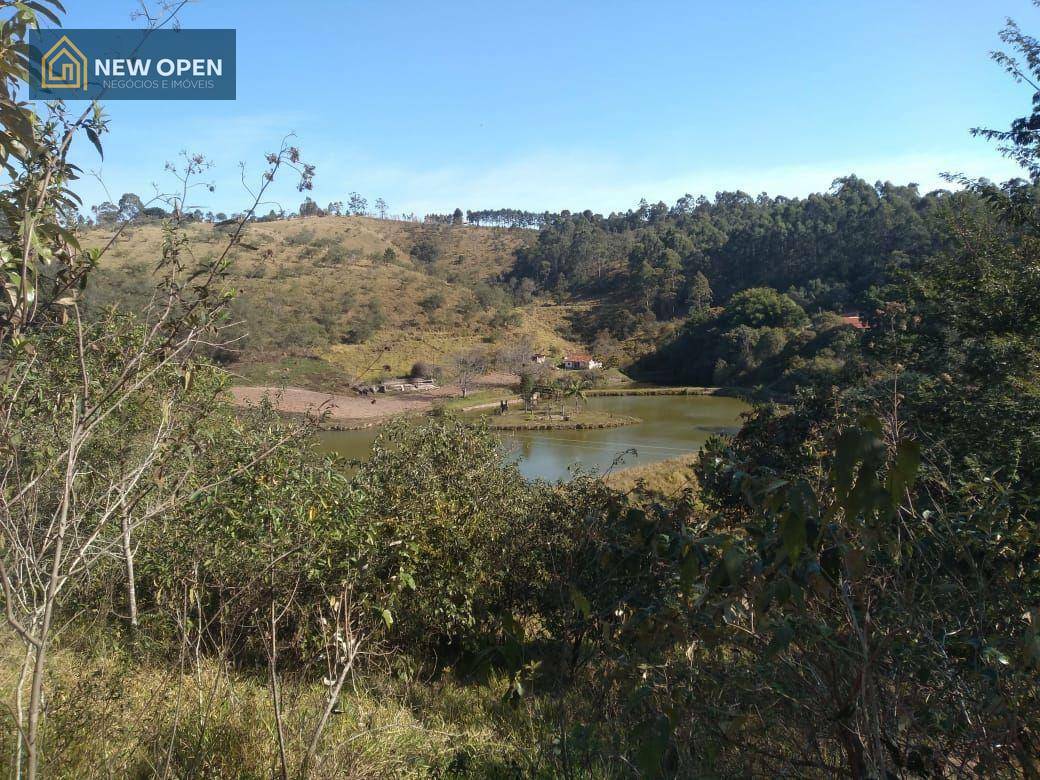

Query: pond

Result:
[316,393,750,482]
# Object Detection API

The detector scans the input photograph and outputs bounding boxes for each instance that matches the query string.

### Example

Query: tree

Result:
[687,270,713,311]
[0,15,320,765]
[495,334,537,375]
[0,22,319,768]
[349,415,534,651]
[409,360,437,379]
[344,298,385,343]
[724,287,808,329]
[117,192,145,222]
[452,349,487,397]
[419,290,445,314]
[591,329,622,366]
[452,207,464,225]
[658,21,1040,771]
[972,14,1040,179]
[410,237,441,264]
[375,197,388,219]
[512,277,537,305]
[557,376,590,416]
[92,201,119,226]
[298,197,322,217]
[347,192,367,215]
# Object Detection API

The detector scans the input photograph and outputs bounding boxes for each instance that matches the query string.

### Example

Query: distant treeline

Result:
[82,191,558,231]
[510,176,1005,320]
[465,208,550,228]
[85,193,394,227]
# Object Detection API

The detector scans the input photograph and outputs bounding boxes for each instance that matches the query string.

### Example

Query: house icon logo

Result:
[41,35,87,90]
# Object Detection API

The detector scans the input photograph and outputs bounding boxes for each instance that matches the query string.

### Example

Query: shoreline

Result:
[601,451,702,495]
[486,413,641,431]
[229,382,743,430]
[586,386,719,397]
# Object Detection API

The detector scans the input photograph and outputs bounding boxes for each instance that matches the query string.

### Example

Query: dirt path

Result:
[229,386,441,425]
[229,372,519,427]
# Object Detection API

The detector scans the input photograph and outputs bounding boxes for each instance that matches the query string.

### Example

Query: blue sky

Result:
[58,0,1035,217]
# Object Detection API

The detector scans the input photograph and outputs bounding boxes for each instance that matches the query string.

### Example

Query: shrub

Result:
[419,291,445,313]
[133,401,369,662]
[284,227,317,246]
[343,299,385,343]
[409,361,437,379]
[349,415,535,652]
[410,238,441,264]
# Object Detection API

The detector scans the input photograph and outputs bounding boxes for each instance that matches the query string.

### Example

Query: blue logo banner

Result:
[27,29,236,100]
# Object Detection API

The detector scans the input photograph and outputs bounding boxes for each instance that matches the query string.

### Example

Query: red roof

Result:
[840,315,868,330]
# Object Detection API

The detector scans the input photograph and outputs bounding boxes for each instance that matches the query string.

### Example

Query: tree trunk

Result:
[839,725,867,780]
[121,508,138,633]
[268,602,289,780]
[13,642,31,780]
[26,438,76,780]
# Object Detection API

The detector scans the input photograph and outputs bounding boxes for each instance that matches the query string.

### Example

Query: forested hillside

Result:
[506,178,1015,390]
[513,178,967,319]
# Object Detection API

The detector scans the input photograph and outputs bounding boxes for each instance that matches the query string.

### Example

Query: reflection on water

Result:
[316,394,749,482]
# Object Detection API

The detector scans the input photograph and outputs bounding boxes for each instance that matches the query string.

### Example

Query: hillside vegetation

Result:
[83,177,971,397]
[83,215,588,388]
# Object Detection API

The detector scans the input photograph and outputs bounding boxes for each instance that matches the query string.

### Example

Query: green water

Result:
[316,394,749,482]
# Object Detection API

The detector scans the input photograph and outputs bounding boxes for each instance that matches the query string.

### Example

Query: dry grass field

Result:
[83,215,589,388]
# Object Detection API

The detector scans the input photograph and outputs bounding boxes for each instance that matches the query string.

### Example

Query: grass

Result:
[230,354,359,391]
[326,333,487,383]
[437,388,515,411]
[81,216,594,389]
[602,452,703,497]
[0,638,617,778]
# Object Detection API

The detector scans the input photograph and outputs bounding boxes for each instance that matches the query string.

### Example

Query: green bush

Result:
[133,400,371,663]
[349,415,536,653]
[722,286,808,329]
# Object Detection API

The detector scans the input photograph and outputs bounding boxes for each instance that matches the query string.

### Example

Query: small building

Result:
[531,353,547,365]
[562,354,602,370]
[840,314,869,330]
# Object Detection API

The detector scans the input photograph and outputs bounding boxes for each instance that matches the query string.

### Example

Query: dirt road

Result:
[229,373,518,427]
